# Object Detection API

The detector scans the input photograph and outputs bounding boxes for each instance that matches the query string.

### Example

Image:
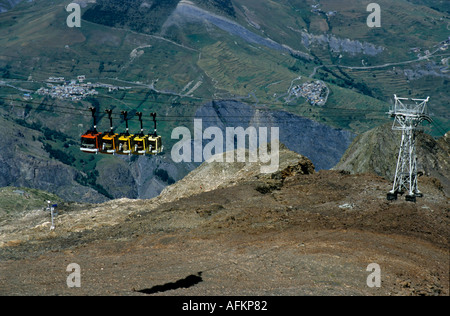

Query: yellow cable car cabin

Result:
[117,134,135,155]
[101,133,119,154]
[148,134,163,155]
[100,109,119,155]
[132,134,149,155]
[116,111,134,156]
[132,112,151,155]
[148,113,163,155]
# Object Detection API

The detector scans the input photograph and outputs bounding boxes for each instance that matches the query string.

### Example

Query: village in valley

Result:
[36,75,131,101]
[288,80,329,106]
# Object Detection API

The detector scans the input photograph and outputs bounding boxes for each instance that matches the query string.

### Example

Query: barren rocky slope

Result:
[334,125,450,196]
[0,146,448,296]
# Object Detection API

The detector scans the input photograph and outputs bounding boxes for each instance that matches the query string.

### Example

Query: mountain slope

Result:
[334,124,450,195]
[0,0,448,297]
[0,116,109,203]
[195,100,355,170]
[0,145,448,296]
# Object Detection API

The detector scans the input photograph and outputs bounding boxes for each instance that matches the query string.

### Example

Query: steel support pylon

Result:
[387,95,431,202]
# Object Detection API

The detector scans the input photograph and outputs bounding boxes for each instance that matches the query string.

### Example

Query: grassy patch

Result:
[0,187,63,216]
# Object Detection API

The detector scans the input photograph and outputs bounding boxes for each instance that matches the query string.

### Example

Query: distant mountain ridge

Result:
[195,100,355,170]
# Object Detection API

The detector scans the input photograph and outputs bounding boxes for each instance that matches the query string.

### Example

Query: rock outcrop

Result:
[159,143,315,205]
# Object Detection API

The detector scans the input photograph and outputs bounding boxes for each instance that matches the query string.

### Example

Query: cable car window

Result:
[81,138,96,148]
[103,139,114,149]
[135,141,144,151]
